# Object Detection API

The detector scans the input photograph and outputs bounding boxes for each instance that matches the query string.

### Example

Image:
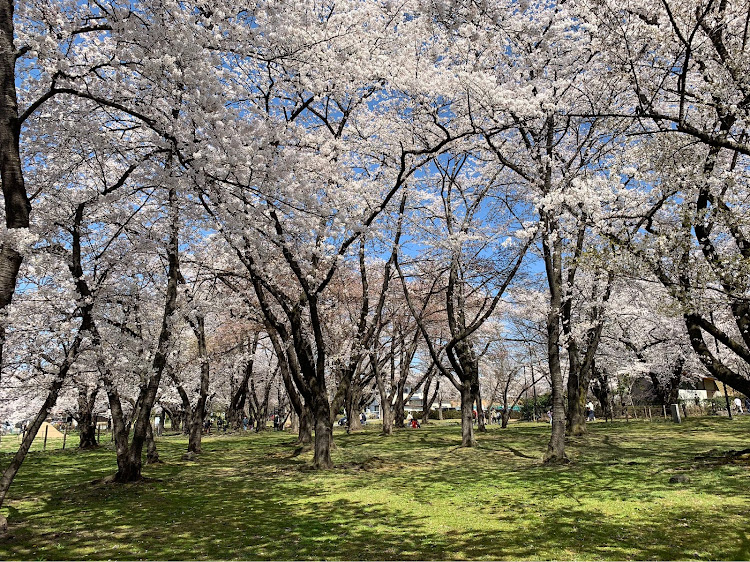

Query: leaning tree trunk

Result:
[111,186,181,482]
[0,366,68,524]
[0,320,84,526]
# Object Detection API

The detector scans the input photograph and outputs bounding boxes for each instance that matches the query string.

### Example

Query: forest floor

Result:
[0,416,749,560]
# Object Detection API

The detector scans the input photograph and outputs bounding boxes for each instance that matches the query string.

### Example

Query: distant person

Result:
[242,416,249,431]
[586,401,596,422]
[154,415,162,436]
[734,397,744,414]
[546,409,552,423]
[360,413,367,426]
[410,418,420,429]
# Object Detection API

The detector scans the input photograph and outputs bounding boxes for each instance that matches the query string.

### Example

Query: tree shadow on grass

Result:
[1,419,749,560]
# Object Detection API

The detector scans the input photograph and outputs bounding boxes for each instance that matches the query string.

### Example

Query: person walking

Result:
[586,401,596,422]
[734,396,744,414]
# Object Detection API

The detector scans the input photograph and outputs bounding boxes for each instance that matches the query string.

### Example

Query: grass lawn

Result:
[0,416,749,560]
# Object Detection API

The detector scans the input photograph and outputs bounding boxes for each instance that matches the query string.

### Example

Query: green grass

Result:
[1,417,749,560]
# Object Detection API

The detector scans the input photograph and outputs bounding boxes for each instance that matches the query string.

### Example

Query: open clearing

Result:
[1,417,749,560]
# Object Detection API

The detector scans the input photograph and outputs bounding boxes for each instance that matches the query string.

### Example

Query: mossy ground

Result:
[1,416,748,560]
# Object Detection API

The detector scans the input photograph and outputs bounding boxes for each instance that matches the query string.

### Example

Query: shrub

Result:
[519,393,552,421]
[427,408,463,420]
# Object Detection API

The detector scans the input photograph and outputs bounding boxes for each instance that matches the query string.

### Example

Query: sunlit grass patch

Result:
[0,416,748,560]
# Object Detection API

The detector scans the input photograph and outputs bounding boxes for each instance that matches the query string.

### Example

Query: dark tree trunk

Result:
[393,376,407,429]
[421,376,438,425]
[475,381,487,433]
[344,375,363,432]
[541,190,567,463]
[566,362,588,437]
[184,314,210,454]
[76,385,99,449]
[501,409,511,428]
[227,333,259,430]
[250,374,273,432]
[78,412,98,449]
[312,410,334,469]
[187,412,203,454]
[111,186,181,482]
[591,363,613,421]
[0,313,84,521]
[298,406,313,445]
[167,408,182,432]
[0,0,31,373]
[0,363,68,515]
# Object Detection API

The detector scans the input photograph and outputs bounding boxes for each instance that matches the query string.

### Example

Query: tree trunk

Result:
[421,377,438,425]
[460,384,476,447]
[0,370,66,515]
[227,333,259,430]
[542,200,567,463]
[393,377,406,428]
[312,411,334,469]
[184,314,210,453]
[0,0,31,374]
[145,423,160,464]
[76,386,99,449]
[345,379,363,432]
[111,186,181,482]
[289,408,299,434]
[501,409,511,428]
[187,411,203,453]
[170,410,182,432]
[78,412,98,449]
[475,381,487,433]
[298,406,313,445]
[381,400,393,436]
[566,367,587,437]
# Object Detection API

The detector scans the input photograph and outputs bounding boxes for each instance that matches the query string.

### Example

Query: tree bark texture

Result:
[76,385,99,449]
[0,0,31,372]
[110,186,180,482]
